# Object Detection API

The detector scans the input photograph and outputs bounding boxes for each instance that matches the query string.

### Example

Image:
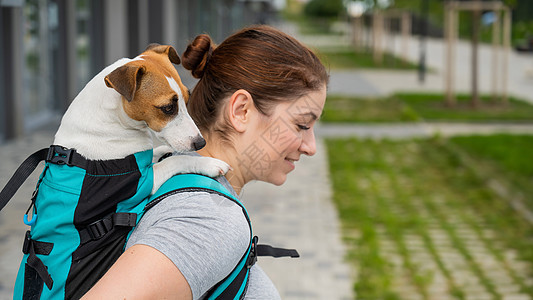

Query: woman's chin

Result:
[268,174,288,186]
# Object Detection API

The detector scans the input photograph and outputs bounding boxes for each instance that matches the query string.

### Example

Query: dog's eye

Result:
[158,103,177,115]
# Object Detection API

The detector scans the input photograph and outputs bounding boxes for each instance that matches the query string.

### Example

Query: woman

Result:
[83,25,328,299]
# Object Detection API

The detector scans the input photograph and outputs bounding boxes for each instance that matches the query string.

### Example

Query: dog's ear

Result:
[145,44,181,65]
[104,65,146,102]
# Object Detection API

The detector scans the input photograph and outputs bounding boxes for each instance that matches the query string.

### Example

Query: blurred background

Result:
[1,0,533,299]
[0,0,283,141]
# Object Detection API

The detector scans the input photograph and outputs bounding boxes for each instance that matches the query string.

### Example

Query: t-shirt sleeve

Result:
[125,191,250,299]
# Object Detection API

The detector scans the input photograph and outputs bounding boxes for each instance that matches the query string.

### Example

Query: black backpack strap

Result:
[244,236,299,271]
[0,148,48,212]
[22,231,54,290]
[256,244,300,258]
[78,212,138,244]
[0,145,91,213]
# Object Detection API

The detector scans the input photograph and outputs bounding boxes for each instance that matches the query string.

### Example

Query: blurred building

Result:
[0,0,278,142]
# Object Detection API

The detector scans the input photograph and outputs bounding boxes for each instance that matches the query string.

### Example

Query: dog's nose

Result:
[192,137,206,151]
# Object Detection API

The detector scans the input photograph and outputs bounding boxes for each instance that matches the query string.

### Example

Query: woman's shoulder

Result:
[130,189,249,245]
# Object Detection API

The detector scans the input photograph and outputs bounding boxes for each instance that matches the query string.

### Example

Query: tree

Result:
[471,0,481,108]
[304,0,345,18]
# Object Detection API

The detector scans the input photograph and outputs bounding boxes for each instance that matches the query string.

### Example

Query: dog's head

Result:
[104,44,205,152]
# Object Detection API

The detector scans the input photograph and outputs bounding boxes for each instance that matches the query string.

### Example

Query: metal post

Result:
[88,0,106,77]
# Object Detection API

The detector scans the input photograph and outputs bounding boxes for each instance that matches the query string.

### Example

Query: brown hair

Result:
[182,25,329,137]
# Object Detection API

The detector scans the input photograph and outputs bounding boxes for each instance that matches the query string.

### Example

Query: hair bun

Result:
[182,34,215,79]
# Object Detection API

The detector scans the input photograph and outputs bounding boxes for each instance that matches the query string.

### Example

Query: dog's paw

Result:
[196,157,231,177]
[153,145,174,163]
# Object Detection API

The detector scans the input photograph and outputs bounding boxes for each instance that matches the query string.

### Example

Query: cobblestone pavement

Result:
[366,170,533,300]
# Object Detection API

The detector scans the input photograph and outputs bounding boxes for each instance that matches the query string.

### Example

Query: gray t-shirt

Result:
[125,176,280,300]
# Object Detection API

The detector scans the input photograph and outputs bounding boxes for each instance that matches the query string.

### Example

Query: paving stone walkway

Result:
[374,193,533,300]
[316,122,533,139]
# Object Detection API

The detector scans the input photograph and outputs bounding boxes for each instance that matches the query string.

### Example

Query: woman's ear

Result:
[227,89,254,133]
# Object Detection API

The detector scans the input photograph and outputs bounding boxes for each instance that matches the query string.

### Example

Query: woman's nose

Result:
[299,130,317,156]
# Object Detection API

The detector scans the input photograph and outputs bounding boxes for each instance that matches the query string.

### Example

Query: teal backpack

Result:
[0,146,298,299]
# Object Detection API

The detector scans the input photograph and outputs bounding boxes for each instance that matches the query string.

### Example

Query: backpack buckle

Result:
[246,236,259,268]
[46,145,73,165]
[86,217,113,240]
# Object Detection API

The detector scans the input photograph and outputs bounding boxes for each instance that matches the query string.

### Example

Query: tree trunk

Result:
[471,2,481,108]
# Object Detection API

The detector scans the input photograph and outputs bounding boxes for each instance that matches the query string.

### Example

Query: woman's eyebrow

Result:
[296,112,319,121]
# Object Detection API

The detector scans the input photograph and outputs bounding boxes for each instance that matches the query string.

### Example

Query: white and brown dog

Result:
[11,44,231,299]
[54,44,229,193]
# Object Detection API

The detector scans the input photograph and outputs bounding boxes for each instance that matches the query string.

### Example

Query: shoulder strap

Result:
[0,148,48,212]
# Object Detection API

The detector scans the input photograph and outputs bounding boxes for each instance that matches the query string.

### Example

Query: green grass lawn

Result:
[322,95,420,123]
[317,47,419,70]
[450,134,533,208]
[327,136,533,299]
[322,93,533,123]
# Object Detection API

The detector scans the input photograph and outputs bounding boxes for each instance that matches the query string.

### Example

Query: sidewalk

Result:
[316,122,533,139]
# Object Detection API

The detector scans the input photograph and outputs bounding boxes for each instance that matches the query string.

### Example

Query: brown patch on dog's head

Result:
[145,43,181,64]
[104,44,190,132]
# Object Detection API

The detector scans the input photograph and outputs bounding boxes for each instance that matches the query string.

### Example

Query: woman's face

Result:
[239,86,327,186]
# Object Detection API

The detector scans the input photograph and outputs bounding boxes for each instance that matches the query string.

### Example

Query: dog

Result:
[11,44,230,299]
[54,43,229,193]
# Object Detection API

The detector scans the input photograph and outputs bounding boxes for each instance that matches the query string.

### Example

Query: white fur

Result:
[151,147,230,194]
[53,56,230,194]
[54,57,150,160]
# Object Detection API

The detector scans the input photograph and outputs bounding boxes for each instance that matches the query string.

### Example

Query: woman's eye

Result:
[159,103,177,115]
[298,125,311,130]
